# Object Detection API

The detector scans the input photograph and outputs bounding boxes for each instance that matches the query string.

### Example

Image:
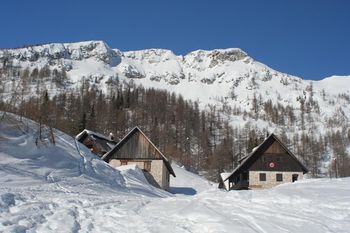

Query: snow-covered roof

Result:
[76,129,117,154]
[76,129,115,143]
[220,172,231,181]
[220,173,231,191]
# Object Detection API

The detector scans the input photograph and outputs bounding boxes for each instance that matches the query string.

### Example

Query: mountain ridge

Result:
[1,40,348,81]
[0,40,349,134]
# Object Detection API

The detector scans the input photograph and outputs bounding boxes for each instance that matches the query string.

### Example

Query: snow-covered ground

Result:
[1,113,349,233]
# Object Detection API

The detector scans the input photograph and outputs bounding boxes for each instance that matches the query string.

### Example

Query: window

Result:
[276,173,283,182]
[259,173,266,181]
[292,174,299,182]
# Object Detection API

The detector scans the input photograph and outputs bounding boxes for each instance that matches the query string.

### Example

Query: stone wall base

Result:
[249,171,304,189]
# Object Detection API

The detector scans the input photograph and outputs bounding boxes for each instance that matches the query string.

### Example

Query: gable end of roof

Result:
[223,133,308,182]
[102,126,176,177]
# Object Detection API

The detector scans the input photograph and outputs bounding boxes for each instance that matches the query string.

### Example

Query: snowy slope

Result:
[169,164,216,195]
[1,115,349,233]
[0,112,168,196]
[121,47,350,137]
[0,112,170,232]
[1,41,349,137]
[0,112,122,191]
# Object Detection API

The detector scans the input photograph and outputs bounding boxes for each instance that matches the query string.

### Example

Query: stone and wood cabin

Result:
[76,129,117,158]
[101,127,176,191]
[220,133,308,190]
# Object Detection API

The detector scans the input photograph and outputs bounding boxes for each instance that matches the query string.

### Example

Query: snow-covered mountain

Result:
[0,41,349,135]
[1,113,349,232]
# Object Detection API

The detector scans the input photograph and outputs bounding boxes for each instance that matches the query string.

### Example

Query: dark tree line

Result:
[2,79,249,181]
[1,64,350,180]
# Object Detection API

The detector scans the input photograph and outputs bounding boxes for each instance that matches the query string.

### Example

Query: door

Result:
[241,171,249,189]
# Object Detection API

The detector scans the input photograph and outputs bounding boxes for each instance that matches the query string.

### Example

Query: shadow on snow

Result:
[169,187,197,196]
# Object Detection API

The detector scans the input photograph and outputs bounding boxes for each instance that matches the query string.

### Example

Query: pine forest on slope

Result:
[0,41,349,180]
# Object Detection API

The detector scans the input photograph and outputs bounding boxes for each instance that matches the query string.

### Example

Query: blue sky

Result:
[1,0,349,80]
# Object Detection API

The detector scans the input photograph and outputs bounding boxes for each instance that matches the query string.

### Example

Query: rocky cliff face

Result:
[0,41,121,71]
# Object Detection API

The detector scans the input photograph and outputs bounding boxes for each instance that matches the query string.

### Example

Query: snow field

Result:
[0,113,350,233]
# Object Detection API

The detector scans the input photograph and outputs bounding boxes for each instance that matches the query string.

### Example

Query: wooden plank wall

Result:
[250,141,304,172]
[112,131,162,159]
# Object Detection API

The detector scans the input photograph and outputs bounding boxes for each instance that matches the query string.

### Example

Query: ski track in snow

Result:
[1,113,350,233]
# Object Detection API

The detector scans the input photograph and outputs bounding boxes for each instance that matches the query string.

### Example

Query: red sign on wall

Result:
[269,162,276,168]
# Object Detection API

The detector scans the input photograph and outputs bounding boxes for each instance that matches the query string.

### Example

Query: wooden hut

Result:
[76,129,117,158]
[221,133,308,190]
[101,127,176,190]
